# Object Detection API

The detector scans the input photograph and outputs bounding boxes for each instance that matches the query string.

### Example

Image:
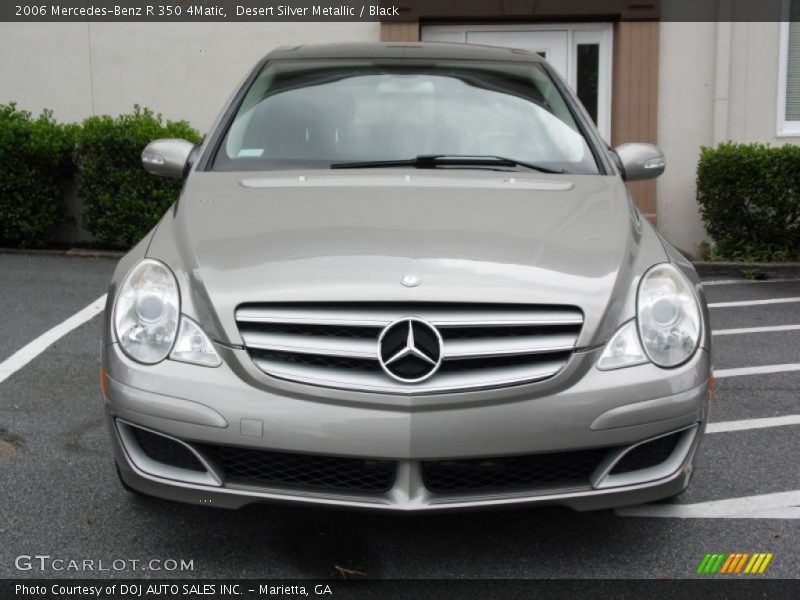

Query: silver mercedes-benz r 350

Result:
[102,43,712,511]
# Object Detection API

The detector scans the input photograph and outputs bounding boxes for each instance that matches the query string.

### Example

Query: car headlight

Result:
[597,319,648,371]
[637,263,701,367]
[114,259,180,364]
[170,316,222,367]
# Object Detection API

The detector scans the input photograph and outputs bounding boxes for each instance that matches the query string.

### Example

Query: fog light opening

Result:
[115,420,222,487]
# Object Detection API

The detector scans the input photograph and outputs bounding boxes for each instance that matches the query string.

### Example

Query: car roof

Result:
[265,42,546,63]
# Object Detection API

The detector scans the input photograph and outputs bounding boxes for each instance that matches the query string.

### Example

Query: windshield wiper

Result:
[330,154,567,174]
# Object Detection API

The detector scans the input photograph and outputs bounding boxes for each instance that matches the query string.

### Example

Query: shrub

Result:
[77,106,201,247]
[0,103,75,247]
[697,142,800,261]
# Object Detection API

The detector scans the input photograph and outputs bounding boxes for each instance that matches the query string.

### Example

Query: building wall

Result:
[658,20,800,256]
[0,22,379,132]
[656,22,718,254]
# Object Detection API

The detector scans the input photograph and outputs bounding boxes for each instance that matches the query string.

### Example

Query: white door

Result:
[422,24,613,141]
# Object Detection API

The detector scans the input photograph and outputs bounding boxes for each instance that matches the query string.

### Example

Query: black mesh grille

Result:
[438,351,574,373]
[131,427,206,472]
[249,349,381,372]
[247,323,381,339]
[440,324,581,340]
[205,445,396,493]
[610,432,682,474]
[422,447,611,493]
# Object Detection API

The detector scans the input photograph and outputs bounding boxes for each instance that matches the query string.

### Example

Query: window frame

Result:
[777,2,800,136]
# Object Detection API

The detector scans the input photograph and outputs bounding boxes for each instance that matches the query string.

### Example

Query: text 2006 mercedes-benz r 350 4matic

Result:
[102,42,712,511]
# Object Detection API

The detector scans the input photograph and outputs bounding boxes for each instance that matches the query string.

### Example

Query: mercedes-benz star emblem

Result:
[378,318,443,383]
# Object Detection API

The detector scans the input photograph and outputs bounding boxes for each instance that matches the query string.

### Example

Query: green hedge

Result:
[0,104,201,249]
[77,106,201,247]
[0,104,76,247]
[697,142,800,261]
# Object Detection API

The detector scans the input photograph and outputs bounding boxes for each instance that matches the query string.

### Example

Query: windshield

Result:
[214,59,599,174]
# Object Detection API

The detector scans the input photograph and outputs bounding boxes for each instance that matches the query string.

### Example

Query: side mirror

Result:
[141,139,196,178]
[613,143,666,181]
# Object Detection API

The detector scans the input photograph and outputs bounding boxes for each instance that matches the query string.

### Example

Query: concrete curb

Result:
[65,248,125,259]
[0,247,67,256]
[693,261,800,278]
[0,247,124,259]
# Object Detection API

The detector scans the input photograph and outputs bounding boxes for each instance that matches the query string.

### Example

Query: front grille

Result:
[131,427,206,472]
[204,445,396,493]
[236,302,583,394]
[610,432,682,474]
[421,447,610,493]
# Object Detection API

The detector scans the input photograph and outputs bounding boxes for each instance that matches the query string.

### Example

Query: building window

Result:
[778,1,800,135]
[577,43,600,125]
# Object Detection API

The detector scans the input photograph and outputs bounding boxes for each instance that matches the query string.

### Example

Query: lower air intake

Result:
[610,432,683,474]
[130,427,206,472]
[421,447,611,493]
[204,445,397,493]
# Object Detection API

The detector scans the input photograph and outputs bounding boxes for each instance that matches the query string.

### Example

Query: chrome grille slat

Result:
[241,331,378,359]
[235,306,583,327]
[443,333,578,359]
[241,331,578,361]
[252,357,566,395]
[236,303,583,394]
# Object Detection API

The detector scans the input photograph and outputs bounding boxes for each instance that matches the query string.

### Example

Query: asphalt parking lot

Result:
[0,253,798,579]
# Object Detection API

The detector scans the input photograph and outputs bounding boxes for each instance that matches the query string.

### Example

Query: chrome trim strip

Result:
[251,357,565,395]
[235,306,583,328]
[115,419,223,487]
[239,175,576,192]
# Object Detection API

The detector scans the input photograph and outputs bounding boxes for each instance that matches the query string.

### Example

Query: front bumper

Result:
[103,343,711,511]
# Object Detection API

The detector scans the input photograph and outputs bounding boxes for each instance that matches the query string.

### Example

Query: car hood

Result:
[147,169,667,347]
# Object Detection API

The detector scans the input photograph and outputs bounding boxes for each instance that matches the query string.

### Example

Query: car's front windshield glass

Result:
[214,58,599,174]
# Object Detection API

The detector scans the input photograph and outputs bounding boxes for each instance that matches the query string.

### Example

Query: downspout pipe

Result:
[713,1,733,145]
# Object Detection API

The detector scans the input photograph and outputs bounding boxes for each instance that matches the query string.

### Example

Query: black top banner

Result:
[0,0,795,22]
